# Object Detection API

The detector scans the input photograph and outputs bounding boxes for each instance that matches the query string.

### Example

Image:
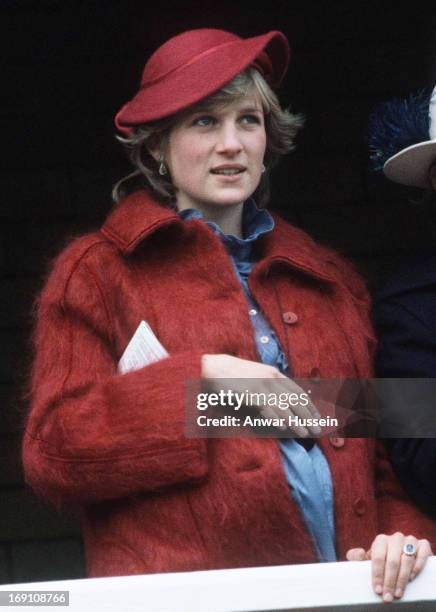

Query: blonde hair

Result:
[112,68,304,206]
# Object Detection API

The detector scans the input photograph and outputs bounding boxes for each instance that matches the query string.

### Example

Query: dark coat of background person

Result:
[1,0,435,584]
[374,252,436,517]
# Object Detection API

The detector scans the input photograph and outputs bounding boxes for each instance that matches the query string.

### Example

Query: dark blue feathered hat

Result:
[368,85,436,188]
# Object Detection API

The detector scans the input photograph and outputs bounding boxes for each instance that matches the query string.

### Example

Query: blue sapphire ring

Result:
[402,543,417,557]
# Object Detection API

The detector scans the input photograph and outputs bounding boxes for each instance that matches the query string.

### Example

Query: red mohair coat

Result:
[23,190,436,577]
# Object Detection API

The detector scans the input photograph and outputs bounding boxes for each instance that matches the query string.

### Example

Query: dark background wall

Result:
[1,0,435,584]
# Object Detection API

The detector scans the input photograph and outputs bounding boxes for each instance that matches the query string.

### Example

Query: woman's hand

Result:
[201,354,322,436]
[346,532,433,603]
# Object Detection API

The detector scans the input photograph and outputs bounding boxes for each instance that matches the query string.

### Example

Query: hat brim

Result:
[384,140,436,188]
[116,31,289,131]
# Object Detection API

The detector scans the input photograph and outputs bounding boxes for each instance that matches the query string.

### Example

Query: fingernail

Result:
[409,573,416,582]
[395,588,402,598]
[375,585,383,595]
[383,592,393,603]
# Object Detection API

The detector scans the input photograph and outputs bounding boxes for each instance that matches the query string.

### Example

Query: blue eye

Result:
[241,114,262,125]
[193,116,215,127]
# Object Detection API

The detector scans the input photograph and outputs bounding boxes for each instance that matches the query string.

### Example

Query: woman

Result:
[370,85,436,515]
[23,29,435,603]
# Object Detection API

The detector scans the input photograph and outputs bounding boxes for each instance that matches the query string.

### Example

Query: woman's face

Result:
[164,93,267,211]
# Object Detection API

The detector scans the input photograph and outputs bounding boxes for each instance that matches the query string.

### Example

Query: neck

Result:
[176,199,244,238]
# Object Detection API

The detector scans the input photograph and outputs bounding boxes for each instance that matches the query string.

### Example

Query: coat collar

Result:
[101,190,337,284]
[101,190,181,253]
[254,214,337,283]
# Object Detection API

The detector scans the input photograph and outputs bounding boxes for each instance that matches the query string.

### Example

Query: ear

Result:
[430,163,436,192]
[146,133,167,163]
[147,145,162,163]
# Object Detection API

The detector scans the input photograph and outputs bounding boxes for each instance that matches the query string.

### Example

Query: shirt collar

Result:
[101,190,337,284]
[178,199,274,259]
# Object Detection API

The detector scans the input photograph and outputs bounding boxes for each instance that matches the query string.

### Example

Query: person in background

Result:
[23,29,435,604]
[370,85,436,515]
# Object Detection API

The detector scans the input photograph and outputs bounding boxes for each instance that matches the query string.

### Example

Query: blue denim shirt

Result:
[179,199,336,562]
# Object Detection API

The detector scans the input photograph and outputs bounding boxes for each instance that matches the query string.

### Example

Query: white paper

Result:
[118,320,168,374]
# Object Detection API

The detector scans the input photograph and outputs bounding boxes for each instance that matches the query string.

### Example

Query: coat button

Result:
[329,437,345,448]
[353,497,367,516]
[283,311,298,324]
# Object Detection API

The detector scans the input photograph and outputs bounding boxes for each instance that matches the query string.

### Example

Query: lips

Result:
[210,164,246,175]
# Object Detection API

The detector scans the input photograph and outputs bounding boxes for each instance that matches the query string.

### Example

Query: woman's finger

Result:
[258,406,289,432]
[411,539,433,581]
[393,536,419,599]
[370,534,388,597]
[381,532,404,603]
[346,548,367,561]
[270,378,322,435]
[259,405,307,435]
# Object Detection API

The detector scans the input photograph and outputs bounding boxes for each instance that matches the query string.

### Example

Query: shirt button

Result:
[260,336,269,344]
[283,311,298,324]
[249,309,257,316]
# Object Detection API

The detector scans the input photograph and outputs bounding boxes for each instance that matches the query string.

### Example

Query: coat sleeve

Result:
[326,253,436,537]
[374,294,436,516]
[374,295,436,377]
[23,244,209,508]
[375,441,436,548]
[329,251,374,330]
[324,247,377,375]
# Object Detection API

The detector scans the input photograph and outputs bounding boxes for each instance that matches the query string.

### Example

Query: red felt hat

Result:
[115,28,290,134]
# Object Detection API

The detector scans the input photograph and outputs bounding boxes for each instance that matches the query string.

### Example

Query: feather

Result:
[368,89,431,171]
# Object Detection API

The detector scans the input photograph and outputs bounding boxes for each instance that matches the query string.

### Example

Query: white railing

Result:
[1,557,435,610]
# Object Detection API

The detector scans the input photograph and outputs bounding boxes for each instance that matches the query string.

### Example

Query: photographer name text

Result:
[196,414,338,428]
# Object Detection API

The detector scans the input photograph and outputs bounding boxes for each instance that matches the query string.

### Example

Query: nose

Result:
[215,121,243,155]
